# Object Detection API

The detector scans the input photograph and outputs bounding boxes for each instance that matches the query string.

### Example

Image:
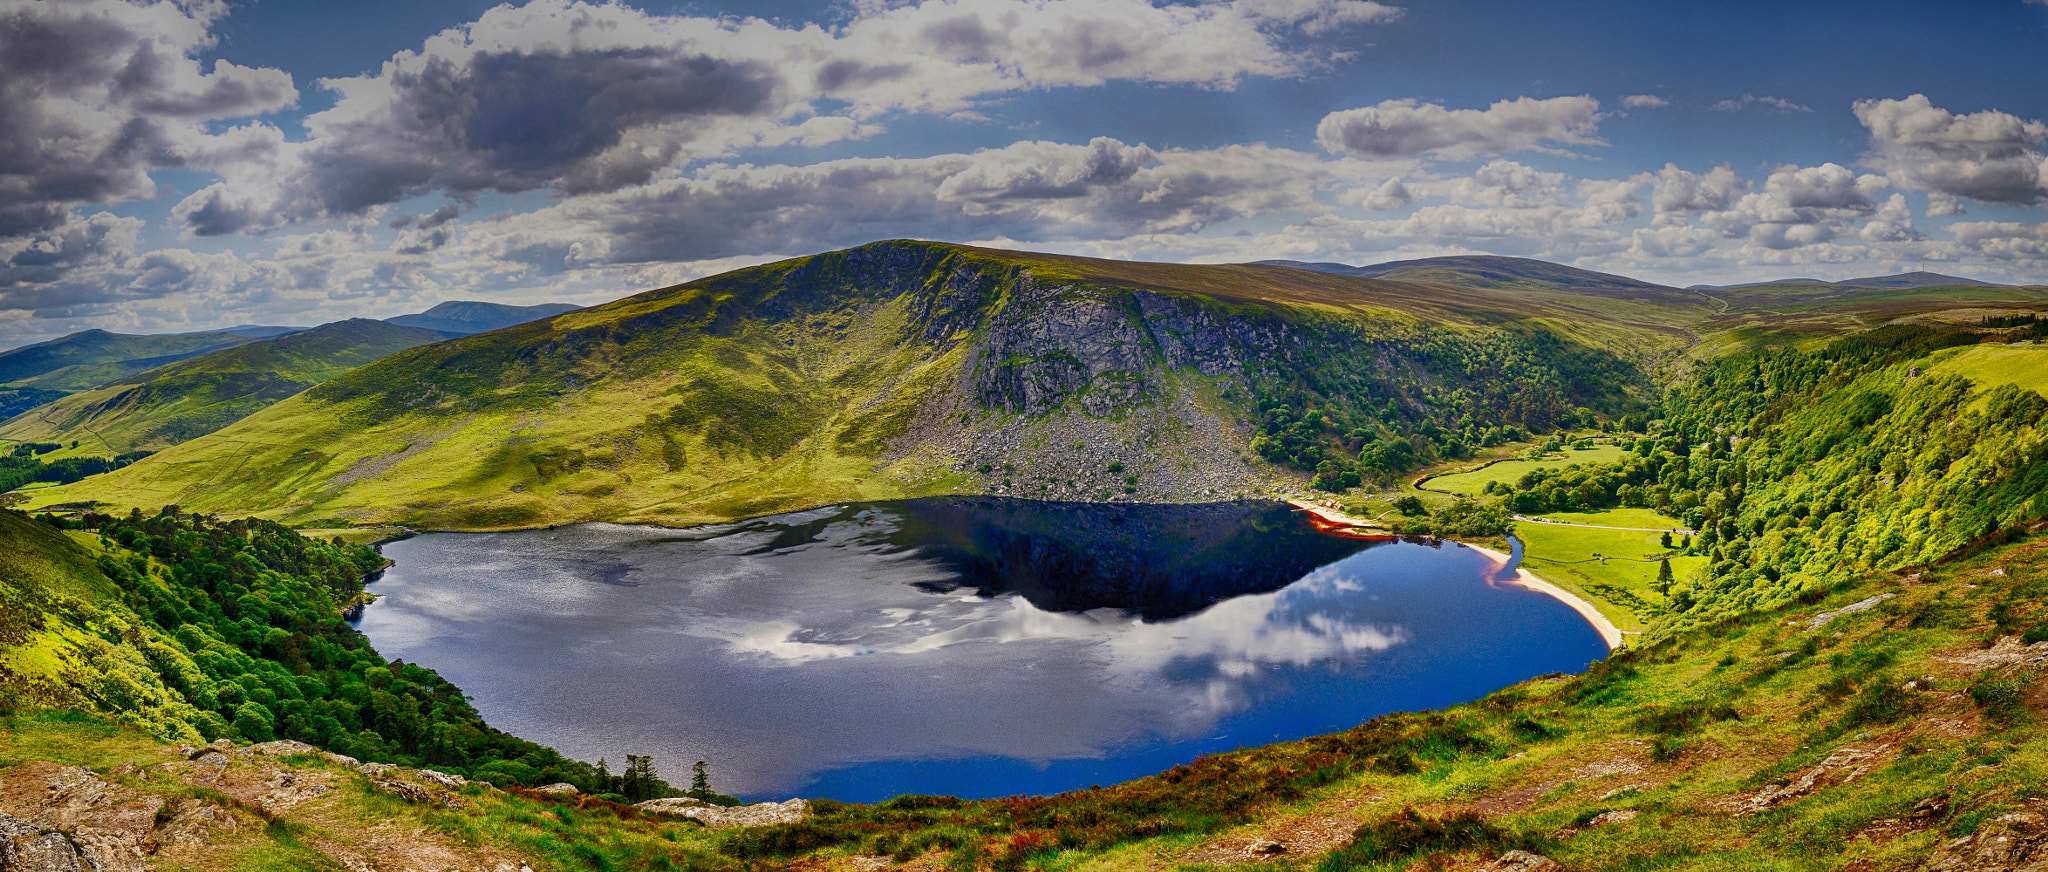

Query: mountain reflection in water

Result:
[361,499,1605,800]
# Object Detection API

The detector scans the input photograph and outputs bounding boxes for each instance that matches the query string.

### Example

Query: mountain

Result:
[0,319,453,455]
[1832,270,2009,289]
[1256,254,1678,295]
[1690,271,2008,291]
[0,328,268,389]
[384,300,580,335]
[33,240,1709,528]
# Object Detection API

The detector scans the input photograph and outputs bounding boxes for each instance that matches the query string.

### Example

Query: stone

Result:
[357,763,398,778]
[0,832,87,872]
[532,783,580,797]
[1588,809,1640,826]
[1733,744,1891,814]
[1803,594,1893,631]
[239,740,320,758]
[1923,811,2048,871]
[635,798,712,814]
[153,800,236,847]
[413,769,467,789]
[1485,849,1562,871]
[1246,840,1285,855]
[636,798,807,828]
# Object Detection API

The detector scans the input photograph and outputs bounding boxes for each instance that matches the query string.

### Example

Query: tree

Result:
[1656,557,1675,598]
[1393,496,1426,516]
[1660,531,1673,549]
[689,760,711,799]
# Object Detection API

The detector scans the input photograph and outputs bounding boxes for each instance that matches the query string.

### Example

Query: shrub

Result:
[1317,808,1537,871]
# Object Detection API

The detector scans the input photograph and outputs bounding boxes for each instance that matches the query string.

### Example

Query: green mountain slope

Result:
[0,319,454,456]
[0,329,268,389]
[384,300,580,335]
[1260,254,1679,295]
[32,240,1704,529]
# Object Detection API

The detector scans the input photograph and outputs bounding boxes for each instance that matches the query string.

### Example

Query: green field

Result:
[1513,510,1703,633]
[1924,342,2048,399]
[1528,507,1693,530]
[1422,443,1629,496]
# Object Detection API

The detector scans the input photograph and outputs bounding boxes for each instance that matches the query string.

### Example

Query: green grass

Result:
[1924,343,2048,400]
[1423,444,1630,497]
[1530,508,1691,529]
[1513,516,1704,633]
[34,242,1689,531]
[0,320,446,458]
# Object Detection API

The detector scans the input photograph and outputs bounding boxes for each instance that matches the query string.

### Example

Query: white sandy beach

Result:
[1287,500,1624,650]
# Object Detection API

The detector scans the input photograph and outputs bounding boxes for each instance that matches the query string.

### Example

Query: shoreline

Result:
[1460,541,1625,651]
[1287,499,1625,651]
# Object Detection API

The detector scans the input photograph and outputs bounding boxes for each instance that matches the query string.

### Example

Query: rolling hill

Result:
[30,240,1713,529]
[1690,270,2012,291]
[0,327,303,421]
[1257,254,1679,295]
[0,320,454,456]
[384,300,581,335]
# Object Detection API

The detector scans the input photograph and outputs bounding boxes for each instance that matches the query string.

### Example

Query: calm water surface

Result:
[359,499,1605,801]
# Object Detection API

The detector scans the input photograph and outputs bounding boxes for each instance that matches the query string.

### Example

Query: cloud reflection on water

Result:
[362,500,1599,798]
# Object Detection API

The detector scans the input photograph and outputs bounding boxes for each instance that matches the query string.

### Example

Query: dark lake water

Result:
[359,498,1607,802]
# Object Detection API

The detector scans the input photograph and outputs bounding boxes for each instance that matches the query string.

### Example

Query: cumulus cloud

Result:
[1649,164,1748,223]
[1621,94,1669,110]
[0,0,295,236]
[458,137,1360,266]
[1711,93,1811,113]
[1854,94,2048,206]
[1316,96,1604,160]
[172,0,1403,235]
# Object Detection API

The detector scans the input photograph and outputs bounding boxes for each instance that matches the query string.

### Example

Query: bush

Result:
[1969,669,2038,725]
[1317,808,1537,870]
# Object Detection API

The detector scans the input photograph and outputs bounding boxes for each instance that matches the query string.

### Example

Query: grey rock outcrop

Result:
[636,798,808,828]
[1924,811,2048,871]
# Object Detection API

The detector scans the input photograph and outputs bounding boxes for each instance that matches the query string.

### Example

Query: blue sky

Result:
[4,0,2047,346]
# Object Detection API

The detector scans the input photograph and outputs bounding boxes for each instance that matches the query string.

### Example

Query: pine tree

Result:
[690,760,710,799]
[1656,557,1674,597]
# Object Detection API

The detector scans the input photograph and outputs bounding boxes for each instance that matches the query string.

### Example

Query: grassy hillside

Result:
[0,319,452,456]
[5,514,2045,872]
[385,300,581,335]
[32,241,1697,530]
[0,329,264,389]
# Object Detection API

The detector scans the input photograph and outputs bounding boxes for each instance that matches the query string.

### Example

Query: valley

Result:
[4,242,2048,872]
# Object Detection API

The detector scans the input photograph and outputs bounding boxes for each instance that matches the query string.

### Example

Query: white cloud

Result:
[1710,93,1812,113]
[1854,93,2048,206]
[1649,164,1748,223]
[1621,94,1669,110]
[0,0,296,236]
[1315,96,1604,160]
[169,0,1404,235]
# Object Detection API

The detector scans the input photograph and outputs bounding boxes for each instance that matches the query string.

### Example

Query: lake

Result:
[358,498,1607,802]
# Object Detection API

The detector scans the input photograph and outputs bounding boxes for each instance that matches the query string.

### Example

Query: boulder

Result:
[1924,811,2048,871]
[1485,850,1562,871]
[636,798,807,828]
[532,783,580,797]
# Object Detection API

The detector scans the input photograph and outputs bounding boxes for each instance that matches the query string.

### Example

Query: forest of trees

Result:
[1243,325,1637,492]
[1466,325,2048,632]
[32,506,711,799]
[0,447,152,494]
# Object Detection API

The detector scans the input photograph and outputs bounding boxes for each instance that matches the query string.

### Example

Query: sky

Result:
[4,0,2048,347]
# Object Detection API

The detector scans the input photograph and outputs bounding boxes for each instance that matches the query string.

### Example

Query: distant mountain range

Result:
[0,300,578,448]
[1256,255,1677,295]
[0,320,456,454]
[385,301,581,335]
[1686,271,2011,291]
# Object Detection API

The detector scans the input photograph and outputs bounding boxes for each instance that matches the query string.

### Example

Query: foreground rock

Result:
[1924,811,2048,871]
[636,797,809,828]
